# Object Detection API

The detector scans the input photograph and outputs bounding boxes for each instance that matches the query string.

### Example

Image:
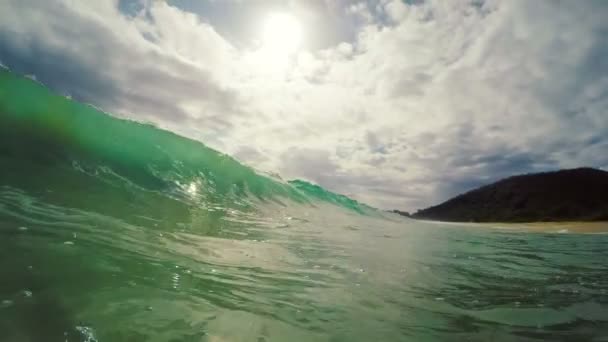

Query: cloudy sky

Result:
[1,0,607,210]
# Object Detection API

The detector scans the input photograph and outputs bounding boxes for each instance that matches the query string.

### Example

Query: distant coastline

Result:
[413,219,608,233]
[394,168,608,223]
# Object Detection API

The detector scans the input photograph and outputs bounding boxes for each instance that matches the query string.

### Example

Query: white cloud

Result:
[0,0,606,210]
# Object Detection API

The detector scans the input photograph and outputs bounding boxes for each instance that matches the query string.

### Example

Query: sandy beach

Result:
[417,219,608,233]
[482,221,608,233]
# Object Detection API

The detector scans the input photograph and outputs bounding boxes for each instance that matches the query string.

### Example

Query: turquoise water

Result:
[1,69,607,341]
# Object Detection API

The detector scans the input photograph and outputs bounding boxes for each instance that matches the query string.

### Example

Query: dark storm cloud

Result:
[0,17,119,107]
[0,0,241,145]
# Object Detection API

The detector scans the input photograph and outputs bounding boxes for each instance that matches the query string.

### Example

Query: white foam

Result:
[75,326,98,342]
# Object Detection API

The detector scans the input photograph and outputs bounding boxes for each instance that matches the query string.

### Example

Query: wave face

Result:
[0,70,373,217]
[1,69,608,341]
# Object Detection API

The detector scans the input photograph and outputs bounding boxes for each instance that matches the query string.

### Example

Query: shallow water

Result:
[2,192,608,341]
[1,69,608,341]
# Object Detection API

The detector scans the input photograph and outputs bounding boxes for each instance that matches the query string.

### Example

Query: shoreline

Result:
[484,221,608,233]
[415,219,608,233]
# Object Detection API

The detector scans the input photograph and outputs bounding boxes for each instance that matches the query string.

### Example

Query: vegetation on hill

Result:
[412,168,608,222]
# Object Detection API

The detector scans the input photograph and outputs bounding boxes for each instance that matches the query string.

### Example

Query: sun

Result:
[261,12,303,55]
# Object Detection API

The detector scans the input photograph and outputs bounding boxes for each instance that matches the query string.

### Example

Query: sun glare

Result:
[261,12,303,55]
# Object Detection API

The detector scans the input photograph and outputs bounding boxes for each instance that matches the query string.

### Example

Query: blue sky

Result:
[1,0,607,210]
